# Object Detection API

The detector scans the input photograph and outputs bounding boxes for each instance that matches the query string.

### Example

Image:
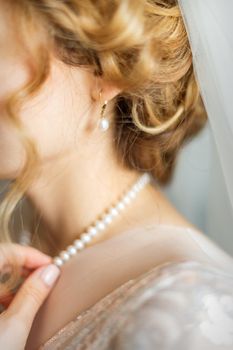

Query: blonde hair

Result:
[0,0,207,296]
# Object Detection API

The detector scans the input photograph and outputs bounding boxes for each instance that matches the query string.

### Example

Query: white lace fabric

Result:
[40,260,233,350]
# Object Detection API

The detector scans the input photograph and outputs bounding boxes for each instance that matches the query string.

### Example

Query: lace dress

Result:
[40,260,233,350]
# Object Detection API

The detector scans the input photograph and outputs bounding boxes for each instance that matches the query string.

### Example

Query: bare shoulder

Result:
[127,185,233,273]
[26,223,233,349]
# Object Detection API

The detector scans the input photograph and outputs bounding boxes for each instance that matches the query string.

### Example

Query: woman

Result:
[0,0,233,349]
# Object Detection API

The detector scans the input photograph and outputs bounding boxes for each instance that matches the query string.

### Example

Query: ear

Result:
[91,77,121,103]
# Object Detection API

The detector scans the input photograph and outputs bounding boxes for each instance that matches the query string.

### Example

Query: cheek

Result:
[0,56,90,180]
[0,114,26,179]
[20,66,81,164]
[0,60,27,100]
[0,59,63,179]
[20,62,92,165]
[0,81,71,179]
[0,59,30,179]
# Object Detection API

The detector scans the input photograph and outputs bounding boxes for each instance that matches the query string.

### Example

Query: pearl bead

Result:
[138,182,143,189]
[128,190,136,199]
[102,214,113,225]
[88,226,98,237]
[132,184,140,192]
[74,239,84,250]
[67,245,77,256]
[60,251,70,261]
[109,207,118,217]
[123,195,131,205]
[95,220,106,231]
[80,233,91,243]
[53,257,64,267]
[116,202,125,211]
[99,118,109,131]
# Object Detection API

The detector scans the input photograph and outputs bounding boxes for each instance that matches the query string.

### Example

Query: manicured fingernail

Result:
[39,264,60,287]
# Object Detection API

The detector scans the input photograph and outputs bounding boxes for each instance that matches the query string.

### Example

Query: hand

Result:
[0,243,60,350]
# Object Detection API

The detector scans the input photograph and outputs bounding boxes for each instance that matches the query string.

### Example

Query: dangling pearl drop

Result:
[99,117,110,131]
[99,99,109,132]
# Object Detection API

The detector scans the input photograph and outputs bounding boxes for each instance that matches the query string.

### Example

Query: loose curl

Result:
[0,0,207,296]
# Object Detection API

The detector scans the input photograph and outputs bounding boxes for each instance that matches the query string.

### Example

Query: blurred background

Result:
[163,121,233,257]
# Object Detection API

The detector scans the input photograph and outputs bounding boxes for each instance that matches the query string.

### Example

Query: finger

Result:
[14,245,53,268]
[6,264,60,329]
[0,243,52,269]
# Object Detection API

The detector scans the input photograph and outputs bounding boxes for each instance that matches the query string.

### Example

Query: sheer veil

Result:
[178,0,233,252]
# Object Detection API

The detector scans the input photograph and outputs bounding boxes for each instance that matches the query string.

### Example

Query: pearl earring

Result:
[99,95,110,132]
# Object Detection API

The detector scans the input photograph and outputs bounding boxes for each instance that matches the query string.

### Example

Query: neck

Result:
[25,138,142,255]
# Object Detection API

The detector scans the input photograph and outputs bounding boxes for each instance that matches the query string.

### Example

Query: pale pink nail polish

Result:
[39,264,60,287]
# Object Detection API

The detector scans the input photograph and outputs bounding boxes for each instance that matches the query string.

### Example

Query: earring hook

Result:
[98,90,109,132]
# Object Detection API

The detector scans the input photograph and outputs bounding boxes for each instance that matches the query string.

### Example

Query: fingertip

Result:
[21,246,53,267]
[38,264,61,287]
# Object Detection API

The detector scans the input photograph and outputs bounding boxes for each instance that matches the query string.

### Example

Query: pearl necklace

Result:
[52,172,151,267]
